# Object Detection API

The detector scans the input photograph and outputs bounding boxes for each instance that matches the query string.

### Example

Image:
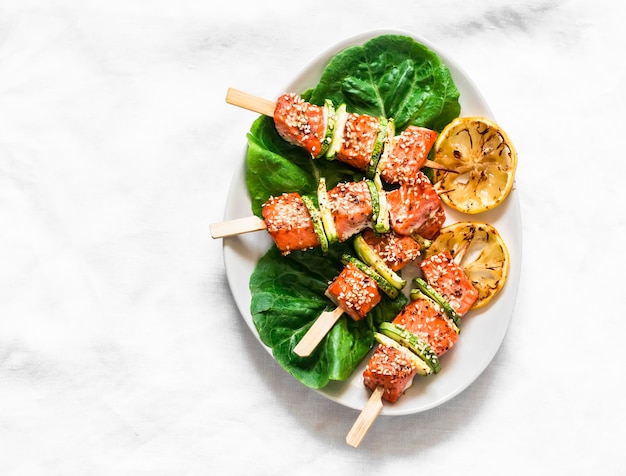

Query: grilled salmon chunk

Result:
[361,228,421,271]
[362,344,417,403]
[325,262,381,321]
[387,171,445,240]
[381,126,438,184]
[274,93,327,158]
[420,251,478,316]
[261,192,320,254]
[392,298,458,357]
[327,180,373,242]
[337,113,381,171]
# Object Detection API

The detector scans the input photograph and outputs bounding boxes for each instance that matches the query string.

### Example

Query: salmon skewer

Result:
[293,230,421,357]
[346,245,478,448]
[211,170,445,245]
[226,88,454,178]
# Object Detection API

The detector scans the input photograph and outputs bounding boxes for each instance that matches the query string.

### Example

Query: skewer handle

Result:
[346,386,384,448]
[210,216,267,239]
[226,87,276,117]
[293,307,344,357]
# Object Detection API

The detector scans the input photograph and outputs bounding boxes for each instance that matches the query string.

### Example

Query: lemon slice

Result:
[424,221,509,310]
[433,116,517,214]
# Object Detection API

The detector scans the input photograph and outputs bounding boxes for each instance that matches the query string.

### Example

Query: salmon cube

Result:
[325,262,381,321]
[363,344,417,403]
[387,171,445,240]
[381,126,438,184]
[420,251,478,316]
[274,93,327,158]
[361,229,421,271]
[327,180,373,242]
[337,113,381,170]
[262,192,320,254]
[392,298,458,357]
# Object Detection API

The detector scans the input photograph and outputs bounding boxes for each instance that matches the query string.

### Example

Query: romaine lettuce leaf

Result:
[309,34,460,132]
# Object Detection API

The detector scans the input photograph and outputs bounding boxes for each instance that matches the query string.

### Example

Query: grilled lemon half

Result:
[433,116,517,214]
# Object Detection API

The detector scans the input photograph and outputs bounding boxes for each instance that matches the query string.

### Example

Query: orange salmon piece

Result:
[392,298,458,357]
[325,262,381,321]
[327,180,373,242]
[273,93,327,158]
[261,192,320,254]
[361,228,421,271]
[336,113,380,170]
[420,251,478,316]
[381,126,438,184]
[363,344,417,403]
[387,171,445,240]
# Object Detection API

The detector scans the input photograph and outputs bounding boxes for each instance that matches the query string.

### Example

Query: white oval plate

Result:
[222,29,522,415]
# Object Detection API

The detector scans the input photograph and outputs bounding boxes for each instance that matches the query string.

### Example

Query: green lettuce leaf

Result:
[309,34,460,132]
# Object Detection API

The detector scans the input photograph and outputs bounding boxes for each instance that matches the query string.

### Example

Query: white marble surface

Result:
[1,0,625,474]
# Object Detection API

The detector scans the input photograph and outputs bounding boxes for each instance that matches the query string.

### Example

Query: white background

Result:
[1,1,625,474]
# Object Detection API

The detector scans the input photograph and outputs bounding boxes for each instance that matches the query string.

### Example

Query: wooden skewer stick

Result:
[226,87,276,117]
[293,306,344,357]
[225,87,456,173]
[209,215,267,239]
[346,386,384,448]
